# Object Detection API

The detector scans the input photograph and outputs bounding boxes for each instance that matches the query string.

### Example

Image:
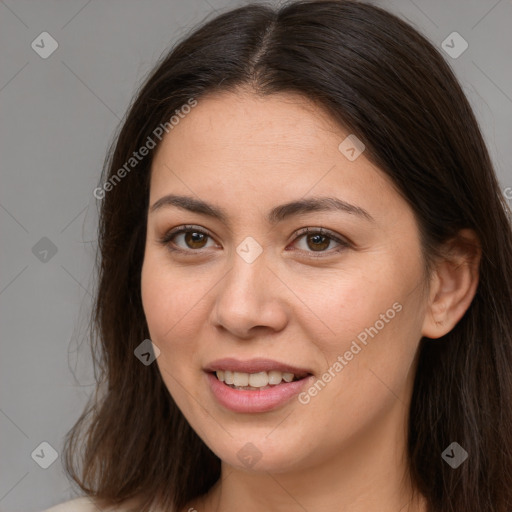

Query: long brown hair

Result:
[63,1,512,511]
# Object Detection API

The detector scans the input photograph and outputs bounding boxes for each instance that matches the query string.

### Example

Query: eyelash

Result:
[158,225,351,258]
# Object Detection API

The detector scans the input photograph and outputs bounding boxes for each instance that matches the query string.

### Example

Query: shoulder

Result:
[42,498,100,512]
[41,497,130,512]
[41,496,167,512]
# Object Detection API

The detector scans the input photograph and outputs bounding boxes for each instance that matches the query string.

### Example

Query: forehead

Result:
[152,90,345,167]
[148,90,407,231]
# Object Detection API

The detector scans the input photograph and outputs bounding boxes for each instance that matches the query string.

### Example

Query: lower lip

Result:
[205,372,313,413]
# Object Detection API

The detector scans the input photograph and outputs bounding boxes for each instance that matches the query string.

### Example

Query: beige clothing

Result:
[42,497,131,512]
[42,498,102,512]
[41,497,170,512]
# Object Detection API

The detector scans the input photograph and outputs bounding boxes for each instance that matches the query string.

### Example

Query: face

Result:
[141,90,430,474]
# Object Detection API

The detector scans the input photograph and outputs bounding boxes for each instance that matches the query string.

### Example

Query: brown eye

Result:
[291,227,350,257]
[160,226,217,253]
[183,231,208,249]
[305,233,330,251]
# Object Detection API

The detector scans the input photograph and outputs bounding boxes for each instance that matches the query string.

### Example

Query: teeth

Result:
[249,371,268,387]
[215,369,302,387]
[282,372,294,382]
[268,370,282,385]
[233,372,249,387]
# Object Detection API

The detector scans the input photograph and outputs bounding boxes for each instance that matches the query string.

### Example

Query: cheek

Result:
[140,249,219,411]
[301,252,425,404]
[141,249,208,343]
[141,254,201,410]
[300,260,410,352]
[141,260,173,342]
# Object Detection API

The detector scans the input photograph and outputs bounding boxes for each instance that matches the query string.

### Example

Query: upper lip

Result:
[204,358,313,377]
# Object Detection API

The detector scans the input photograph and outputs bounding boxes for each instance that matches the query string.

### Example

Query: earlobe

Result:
[421,229,481,339]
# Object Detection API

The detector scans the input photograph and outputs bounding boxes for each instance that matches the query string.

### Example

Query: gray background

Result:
[0,0,511,510]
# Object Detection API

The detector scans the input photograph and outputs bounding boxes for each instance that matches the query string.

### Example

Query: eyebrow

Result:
[149,194,374,224]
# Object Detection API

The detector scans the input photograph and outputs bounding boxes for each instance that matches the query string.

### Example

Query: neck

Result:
[196,401,427,512]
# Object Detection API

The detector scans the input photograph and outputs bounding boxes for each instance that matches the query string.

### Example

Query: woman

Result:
[43,1,512,511]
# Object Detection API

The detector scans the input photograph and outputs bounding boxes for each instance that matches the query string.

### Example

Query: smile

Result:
[215,369,304,390]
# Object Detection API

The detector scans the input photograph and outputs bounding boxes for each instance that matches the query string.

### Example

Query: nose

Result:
[211,246,288,339]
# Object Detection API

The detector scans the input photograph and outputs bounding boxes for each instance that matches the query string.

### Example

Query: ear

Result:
[422,229,481,339]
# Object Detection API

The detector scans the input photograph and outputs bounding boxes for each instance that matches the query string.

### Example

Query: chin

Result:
[209,435,308,473]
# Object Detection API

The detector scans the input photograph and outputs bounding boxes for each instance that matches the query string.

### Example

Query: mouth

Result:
[204,358,314,412]
[205,367,314,413]
[208,369,311,391]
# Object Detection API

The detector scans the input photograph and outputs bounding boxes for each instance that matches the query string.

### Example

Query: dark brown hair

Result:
[63,1,512,511]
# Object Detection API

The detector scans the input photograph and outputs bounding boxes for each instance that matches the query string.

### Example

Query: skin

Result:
[140,89,480,512]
